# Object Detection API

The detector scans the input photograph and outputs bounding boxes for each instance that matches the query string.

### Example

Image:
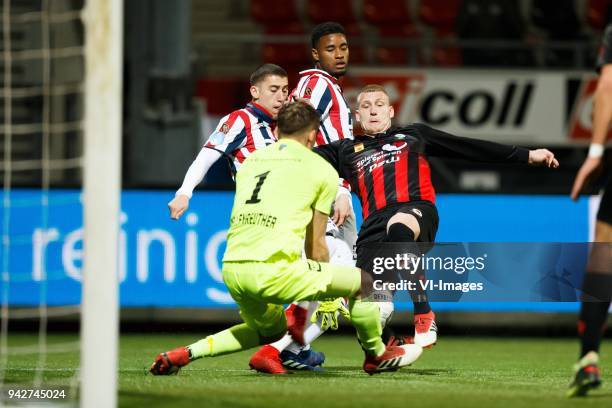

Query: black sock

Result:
[578,273,612,357]
[386,222,430,315]
[413,301,432,315]
[382,326,395,345]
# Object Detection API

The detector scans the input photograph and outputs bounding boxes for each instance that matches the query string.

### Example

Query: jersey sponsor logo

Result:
[368,155,400,173]
[382,142,407,152]
[411,208,423,217]
[355,148,402,173]
[208,131,225,145]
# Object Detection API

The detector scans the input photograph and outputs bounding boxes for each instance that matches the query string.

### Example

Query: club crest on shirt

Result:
[221,123,230,134]
[354,143,364,152]
[382,141,407,152]
[305,87,312,97]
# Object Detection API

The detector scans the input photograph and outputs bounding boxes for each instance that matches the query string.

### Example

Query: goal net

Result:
[0,0,122,406]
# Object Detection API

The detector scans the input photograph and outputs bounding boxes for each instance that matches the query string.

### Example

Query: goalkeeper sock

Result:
[349,298,385,356]
[188,323,260,359]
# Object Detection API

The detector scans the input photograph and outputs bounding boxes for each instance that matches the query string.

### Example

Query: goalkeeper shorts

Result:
[222,258,361,337]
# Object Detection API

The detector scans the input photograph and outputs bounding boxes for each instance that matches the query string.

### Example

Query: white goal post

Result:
[81,0,123,407]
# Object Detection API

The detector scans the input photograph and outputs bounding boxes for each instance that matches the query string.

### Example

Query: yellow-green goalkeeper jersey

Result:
[223,138,338,262]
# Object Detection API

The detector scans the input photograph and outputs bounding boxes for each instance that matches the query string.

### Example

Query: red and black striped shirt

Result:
[314,123,530,220]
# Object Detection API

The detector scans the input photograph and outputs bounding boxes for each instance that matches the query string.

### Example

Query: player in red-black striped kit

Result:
[314,84,559,347]
[567,23,612,398]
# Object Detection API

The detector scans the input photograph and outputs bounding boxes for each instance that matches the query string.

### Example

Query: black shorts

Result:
[597,174,612,224]
[355,201,439,262]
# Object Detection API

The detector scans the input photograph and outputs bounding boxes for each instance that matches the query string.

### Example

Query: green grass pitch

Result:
[2,333,611,407]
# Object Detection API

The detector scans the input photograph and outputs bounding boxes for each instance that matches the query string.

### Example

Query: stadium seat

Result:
[261,42,309,76]
[586,0,612,30]
[260,23,309,75]
[418,0,461,35]
[430,41,463,66]
[196,78,248,116]
[250,0,300,25]
[455,0,531,67]
[375,26,421,66]
[531,0,586,67]
[531,0,582,40]
[362,0,417,66]
[363,0,411,25]
[307,0,358,24]
[348,44,366,65]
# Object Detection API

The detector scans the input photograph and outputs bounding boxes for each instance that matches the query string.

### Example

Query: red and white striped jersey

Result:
[290,69,353,146]
[204,102,276,172]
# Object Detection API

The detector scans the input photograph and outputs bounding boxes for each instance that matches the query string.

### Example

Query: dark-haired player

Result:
[150,101,423,376]
[567,23,612,398]
[314,84,559,347]
[249,22,366,373]
[168,64,288,219]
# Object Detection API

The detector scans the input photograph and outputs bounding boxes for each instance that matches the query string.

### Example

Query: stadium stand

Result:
[586,0,612,30]
[418,0,462,36]
[456,0,531,67]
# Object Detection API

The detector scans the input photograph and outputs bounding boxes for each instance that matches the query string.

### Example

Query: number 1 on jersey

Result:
[245,171,270,204]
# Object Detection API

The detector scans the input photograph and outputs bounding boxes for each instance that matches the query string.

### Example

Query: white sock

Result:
[284,313,330,354]
[268,302,322,353]
[268,332,293,352]
[302,318,326,345]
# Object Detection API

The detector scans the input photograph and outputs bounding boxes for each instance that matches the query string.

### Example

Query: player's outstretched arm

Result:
[417,123,559,167]
[169,147,222,220]
[528,149,559,168]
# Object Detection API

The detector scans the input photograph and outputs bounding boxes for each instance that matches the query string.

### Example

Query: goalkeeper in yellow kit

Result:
[149,101,422,375]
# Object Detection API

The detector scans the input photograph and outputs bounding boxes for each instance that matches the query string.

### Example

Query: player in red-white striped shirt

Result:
[168,64,288,219]
[249,22,374,375]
